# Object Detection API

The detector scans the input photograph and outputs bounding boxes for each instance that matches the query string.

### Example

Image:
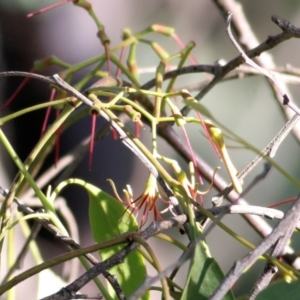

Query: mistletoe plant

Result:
[1,1,300,300]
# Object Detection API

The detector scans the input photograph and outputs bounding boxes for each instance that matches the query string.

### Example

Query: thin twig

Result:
[195,204,300,230]
[213,102,300,203]
[237,163,272,200]
[226,12,300,116]
[178,65,300,92]
[67,294,103,299]
[1,221,41,284]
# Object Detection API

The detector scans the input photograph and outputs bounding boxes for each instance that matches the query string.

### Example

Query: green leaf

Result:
[256,280,300,300]
[86,183,149,300]
[180,240,235,300]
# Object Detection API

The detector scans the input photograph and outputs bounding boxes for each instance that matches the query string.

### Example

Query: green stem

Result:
[0,99,68,125]
[7,222,15,300]
[0,129,67,235]
[0,213,52,243]
[16,103,77,195]
[110,54,140,86]
[166,41,195,92]
[132,235,170,300]
[23,104,76,173]
[155,233,187,251]
[0,233,130,296]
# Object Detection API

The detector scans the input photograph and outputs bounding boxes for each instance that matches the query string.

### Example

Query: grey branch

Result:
[248,192,300,299]
[209,193,300,300]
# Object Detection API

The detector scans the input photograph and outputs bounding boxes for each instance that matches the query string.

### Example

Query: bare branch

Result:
[209,193,300,300]
[248,195,300,298]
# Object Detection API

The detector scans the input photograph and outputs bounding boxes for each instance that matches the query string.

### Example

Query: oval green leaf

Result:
[86,182,149,300]
[180,240,235,300]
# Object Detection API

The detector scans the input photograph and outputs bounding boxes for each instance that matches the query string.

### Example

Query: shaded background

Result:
[1,0,300,298]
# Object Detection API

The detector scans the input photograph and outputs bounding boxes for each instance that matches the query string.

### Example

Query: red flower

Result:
[108,174,169,227]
